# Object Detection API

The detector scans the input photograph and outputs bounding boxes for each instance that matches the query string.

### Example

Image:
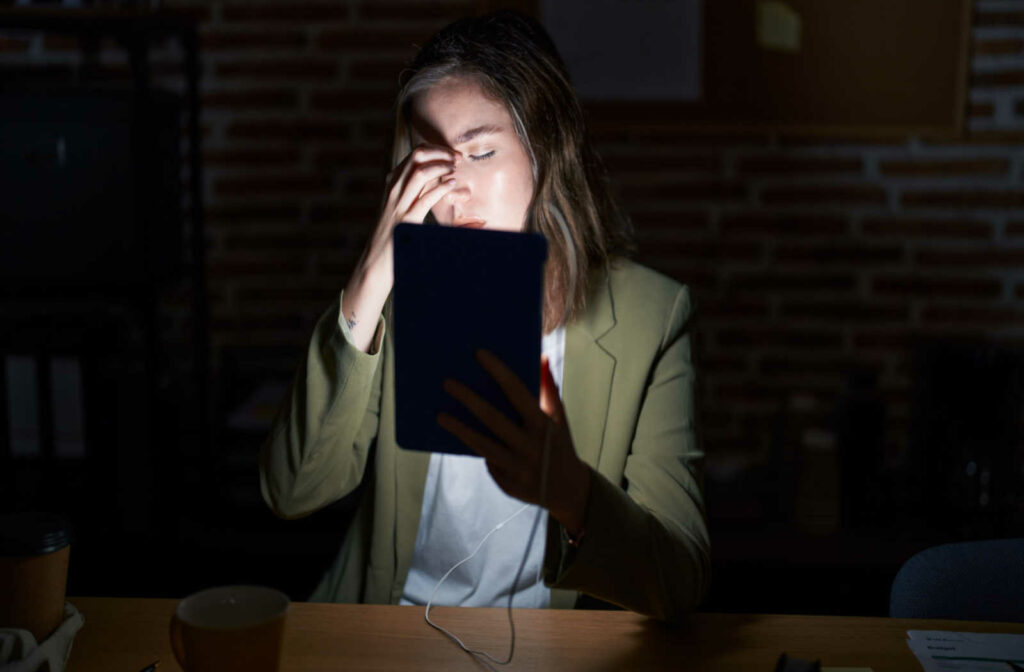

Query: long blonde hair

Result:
[389,11,635,331]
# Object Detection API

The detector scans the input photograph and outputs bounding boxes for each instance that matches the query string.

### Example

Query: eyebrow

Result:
[453,124,504,145]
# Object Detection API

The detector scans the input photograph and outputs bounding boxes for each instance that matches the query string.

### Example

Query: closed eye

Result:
[469,151,495,161]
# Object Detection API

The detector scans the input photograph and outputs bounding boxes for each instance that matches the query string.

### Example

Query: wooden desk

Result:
[66,597,1024,671]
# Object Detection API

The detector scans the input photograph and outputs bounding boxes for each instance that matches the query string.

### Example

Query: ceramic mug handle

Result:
[169,613,187,670]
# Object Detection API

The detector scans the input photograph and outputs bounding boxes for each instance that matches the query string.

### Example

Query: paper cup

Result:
[0,512,72,643]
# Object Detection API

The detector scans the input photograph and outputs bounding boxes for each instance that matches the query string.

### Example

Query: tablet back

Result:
[392,223,548,455]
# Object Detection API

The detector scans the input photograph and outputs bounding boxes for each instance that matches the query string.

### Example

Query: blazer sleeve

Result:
[543,285,710,622]
[258,292,386,519]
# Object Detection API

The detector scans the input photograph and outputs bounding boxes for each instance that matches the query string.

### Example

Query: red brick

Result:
[737,157,862,176]
[206,202,303,225]
[968,102,995,119]
[974,11,1024,27]
[861,217,992,240]
[201,30,306,51]
[347,58,408,83]
[203,88,299,110]
[779,301,909,322]
[719,213,847,236]
[871,275,1002,299]
[902,190,1024,209]
[699,355,751,375]
[358,1,476,22]
[214,173,332,197]
[313,147,386,170]
[778,134,905,147]
[715,380,839,402]
[698,299,771,320]
[308,201,379,225]
[917,248,1024,267]
[225,228,348,251]
[208,252,308,278]
[226,119,352,142]
[628,210,711,234]
[316,27,434,50]
[758,356,885,377]
[774,243,903,264]
[602,152,720,173]
[880,158,1009,177]
[853,331,912,349]
[309,89,395,113]
[639,241,763,264]
[343,175,387,198]
[212,313,307,332]
[922,130,1024,146]
[729,272,856,293]
[222,3,349,22]
[204,147,301,168]
[589,123,771,146]
[760,185,887,206]
[216,58,338,80]
[234,286,340,304]
[973,38,1024,55]
[0,36,32,53]
[921,306,1024,326]
[973,70,1024,86]
[619,181,745,202]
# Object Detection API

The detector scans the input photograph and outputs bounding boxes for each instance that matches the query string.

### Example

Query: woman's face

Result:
[409,76,535,232]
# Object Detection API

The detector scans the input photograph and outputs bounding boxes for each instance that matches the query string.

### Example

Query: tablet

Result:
[392,222,548,455]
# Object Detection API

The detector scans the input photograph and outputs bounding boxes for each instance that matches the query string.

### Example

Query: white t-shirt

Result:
[399,326,566,607]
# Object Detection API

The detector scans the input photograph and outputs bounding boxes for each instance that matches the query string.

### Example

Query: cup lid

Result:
[0,512,73,556]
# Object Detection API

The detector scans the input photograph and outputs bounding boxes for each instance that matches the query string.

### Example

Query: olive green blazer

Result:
[259,259,710,621]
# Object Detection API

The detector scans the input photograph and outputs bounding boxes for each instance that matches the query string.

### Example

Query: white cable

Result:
[424,424,553,668]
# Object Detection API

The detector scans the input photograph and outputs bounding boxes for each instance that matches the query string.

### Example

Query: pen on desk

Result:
[138,662,158,672]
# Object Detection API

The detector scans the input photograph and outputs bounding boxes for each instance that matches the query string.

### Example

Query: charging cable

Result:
[423,421,554,669]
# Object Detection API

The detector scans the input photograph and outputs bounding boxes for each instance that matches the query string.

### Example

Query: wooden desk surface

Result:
[66,596,1024,672]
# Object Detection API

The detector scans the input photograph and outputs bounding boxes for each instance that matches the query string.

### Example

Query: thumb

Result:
[539,355,564,423]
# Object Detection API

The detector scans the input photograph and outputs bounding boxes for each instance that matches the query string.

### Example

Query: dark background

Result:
[2,0,1023,617]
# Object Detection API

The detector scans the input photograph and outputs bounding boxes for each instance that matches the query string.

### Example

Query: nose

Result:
[444,167,470,205]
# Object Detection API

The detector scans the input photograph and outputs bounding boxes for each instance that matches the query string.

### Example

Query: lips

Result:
[451,218,486,229]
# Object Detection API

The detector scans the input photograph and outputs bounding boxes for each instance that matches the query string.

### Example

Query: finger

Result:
[539,355,565,423]
[475,349,545,429]
[437,413,517,470]
[443,378,529,452]
[393,161,456,215]
[405,177,457,223]
[385,145,457,205]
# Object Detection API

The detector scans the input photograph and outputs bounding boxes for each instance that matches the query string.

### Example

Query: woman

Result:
[258,11,709,622]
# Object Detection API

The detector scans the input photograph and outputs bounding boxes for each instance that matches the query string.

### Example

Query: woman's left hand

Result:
[437,350,592,535]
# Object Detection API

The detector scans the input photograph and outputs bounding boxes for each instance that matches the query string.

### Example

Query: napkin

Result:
[0,602,84,672]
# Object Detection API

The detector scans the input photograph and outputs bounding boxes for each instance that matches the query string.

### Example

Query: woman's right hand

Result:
[358,144,461,285]
[342,144,460,353]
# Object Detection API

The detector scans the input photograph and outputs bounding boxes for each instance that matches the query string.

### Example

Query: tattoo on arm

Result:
[347,312,358,330]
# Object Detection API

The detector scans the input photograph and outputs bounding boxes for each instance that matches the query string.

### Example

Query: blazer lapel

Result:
[385,315,431,601]
[563,268,617,471]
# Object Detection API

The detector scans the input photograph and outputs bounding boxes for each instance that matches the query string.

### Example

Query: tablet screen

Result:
[392,222,548,455]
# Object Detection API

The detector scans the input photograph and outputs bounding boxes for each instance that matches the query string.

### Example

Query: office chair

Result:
[889,538,1024,622]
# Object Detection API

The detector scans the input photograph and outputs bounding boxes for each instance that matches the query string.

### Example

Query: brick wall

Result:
[3,1,1023,495]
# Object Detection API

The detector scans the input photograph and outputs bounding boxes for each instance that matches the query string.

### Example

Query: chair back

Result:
[890,539,1024,622]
